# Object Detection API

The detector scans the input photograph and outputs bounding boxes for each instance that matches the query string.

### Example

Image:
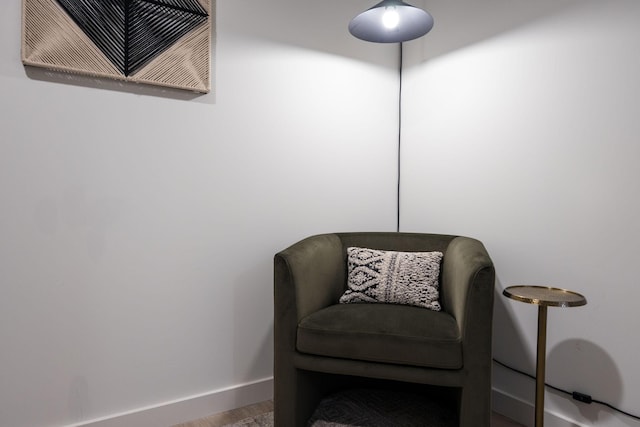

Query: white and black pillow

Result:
[339,247,443,311]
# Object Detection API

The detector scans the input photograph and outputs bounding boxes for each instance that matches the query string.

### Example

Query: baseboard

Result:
[68,380,587,427]
[492,387,586,427]
[64,377,274,427]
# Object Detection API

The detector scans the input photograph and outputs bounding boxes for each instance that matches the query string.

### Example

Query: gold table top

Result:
[503,285,587,308]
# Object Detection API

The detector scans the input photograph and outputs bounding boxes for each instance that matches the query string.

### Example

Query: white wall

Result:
[0,1,400,426]
[403,1,640,426]
[5,0,639,426]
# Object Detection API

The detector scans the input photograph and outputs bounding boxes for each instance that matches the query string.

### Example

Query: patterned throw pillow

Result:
[339,247,443,311]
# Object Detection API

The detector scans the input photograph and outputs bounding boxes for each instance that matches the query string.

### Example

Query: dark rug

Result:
[225,388,456,427]
[308,388,456,427]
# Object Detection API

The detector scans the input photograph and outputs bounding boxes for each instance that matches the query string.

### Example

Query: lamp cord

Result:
[397,42,403,233]
[493,358,640,421]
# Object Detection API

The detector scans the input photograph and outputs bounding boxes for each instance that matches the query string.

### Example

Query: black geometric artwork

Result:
[54,0,209,76]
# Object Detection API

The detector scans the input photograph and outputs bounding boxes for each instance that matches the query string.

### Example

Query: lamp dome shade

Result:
[349,0,434,43]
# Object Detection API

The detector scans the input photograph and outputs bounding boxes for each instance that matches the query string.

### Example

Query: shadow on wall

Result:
[224,0,580,66]
[408,0,591,63]
[492,279,534,373]
[223,0,396,68]
[547,339,623,425]
[233,261,274,384]
[68,375,91,424]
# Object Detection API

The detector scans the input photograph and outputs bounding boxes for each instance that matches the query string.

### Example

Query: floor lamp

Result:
[348,0,434,231]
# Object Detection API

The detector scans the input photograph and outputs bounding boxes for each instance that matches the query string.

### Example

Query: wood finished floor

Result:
[173,400,525,427]
[172,400,273,427]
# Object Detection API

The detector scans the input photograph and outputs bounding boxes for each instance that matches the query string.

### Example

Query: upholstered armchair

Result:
[274,232,495,427]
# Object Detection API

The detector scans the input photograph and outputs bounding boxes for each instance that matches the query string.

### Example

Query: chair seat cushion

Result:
[297,303,462,369]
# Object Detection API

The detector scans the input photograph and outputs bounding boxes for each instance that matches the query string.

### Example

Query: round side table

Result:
[503,285,587,427]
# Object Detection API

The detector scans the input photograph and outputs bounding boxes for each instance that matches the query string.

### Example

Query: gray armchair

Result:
[274,232,495,427]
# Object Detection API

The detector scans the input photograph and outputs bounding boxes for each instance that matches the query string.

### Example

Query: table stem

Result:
[535,305,548,427]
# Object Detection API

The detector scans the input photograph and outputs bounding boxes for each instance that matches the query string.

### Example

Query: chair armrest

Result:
[274,234,345,367]
[441,236,495,348]
[274,233,345,323]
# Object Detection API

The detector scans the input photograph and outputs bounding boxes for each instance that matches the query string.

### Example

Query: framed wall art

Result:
[21,0,212,93]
